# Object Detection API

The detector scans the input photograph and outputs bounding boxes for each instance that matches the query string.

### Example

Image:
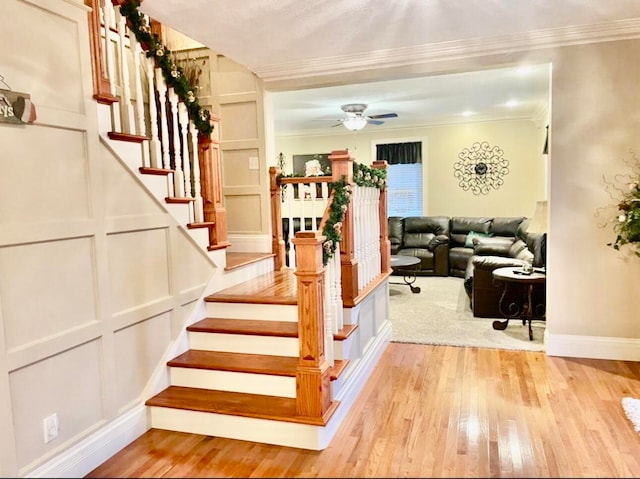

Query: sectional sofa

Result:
[387,215,546,317]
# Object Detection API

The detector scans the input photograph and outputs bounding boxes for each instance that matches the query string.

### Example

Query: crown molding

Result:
[252,18,640,83]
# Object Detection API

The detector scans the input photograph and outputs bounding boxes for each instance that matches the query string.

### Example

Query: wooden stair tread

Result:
[187,221,215,229]
[108,131,147,143]
[205,269,297,305]
[330,359,349,381]
[168,350,297,376]
[188,318,298,337]
[146,386,339,426]
[334,323,358,341]
[225,252,275,271]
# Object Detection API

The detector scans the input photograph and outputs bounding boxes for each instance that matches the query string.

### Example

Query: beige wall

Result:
[546,40,640,343]
[275,118,547,217]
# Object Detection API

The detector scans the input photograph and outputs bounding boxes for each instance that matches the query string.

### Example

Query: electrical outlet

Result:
[43,413,59,443]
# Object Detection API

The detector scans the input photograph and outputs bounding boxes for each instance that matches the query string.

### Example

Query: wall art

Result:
[453,141,509,195]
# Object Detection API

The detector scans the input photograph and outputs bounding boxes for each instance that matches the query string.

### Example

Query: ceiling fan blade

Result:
[368,113,398,119]
[367,119,384,126]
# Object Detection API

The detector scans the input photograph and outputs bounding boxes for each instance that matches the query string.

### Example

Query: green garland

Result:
[322,177,351,265]
[119,0,213,137]
[275,162,386,265]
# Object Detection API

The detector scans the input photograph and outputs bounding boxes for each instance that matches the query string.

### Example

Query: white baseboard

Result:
[545,330,640,360]
[24,405,148,478]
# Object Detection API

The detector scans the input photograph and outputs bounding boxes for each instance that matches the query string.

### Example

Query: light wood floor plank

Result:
[86,343,640,478]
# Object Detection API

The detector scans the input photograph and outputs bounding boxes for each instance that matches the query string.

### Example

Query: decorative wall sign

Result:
[0,88,37,125]
[453,141,509,195]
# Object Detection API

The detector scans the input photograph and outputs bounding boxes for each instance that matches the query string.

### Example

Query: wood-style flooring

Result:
[86,343,640,478]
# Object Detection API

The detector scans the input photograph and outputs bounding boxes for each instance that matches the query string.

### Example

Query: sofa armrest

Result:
[433,241,449,276]
[427,234,449,251]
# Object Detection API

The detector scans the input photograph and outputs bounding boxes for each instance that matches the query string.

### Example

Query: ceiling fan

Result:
[330,103,398,131]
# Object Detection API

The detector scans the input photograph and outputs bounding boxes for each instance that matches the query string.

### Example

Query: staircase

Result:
[89,1,392,451]
[144,268,356,449]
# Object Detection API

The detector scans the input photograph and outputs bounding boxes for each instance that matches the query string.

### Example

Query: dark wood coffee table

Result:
[491,266,546,340]
[390,255,421,293]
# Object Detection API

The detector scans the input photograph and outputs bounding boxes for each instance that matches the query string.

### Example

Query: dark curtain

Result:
[376,141,422,164]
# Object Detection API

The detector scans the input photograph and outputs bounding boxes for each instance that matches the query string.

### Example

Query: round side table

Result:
[390,255,421,293]
[491,266,546,340]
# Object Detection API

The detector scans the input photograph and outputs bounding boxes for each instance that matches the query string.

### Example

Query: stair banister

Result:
[373,160,392,274]
[329,150,359,308]
[197,119,231,249]
[291,230,333,419]
[269,166,286,271]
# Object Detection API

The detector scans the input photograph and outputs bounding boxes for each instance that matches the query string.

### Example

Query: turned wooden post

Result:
[198,114,230,249]
[85,0,118,104]
[270,166,286,270]
[293,231,332,418]
[373,160,391,275]
[329,149,358,308]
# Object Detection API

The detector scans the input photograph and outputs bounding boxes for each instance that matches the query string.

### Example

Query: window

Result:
[376,141,422,217]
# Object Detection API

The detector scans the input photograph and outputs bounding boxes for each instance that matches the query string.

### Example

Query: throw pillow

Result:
[464,230,493,248]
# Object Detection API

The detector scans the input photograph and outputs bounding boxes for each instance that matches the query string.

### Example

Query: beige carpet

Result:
[388,276,545,351]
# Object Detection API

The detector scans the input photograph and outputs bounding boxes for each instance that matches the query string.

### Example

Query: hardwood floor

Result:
[86,343,640,478]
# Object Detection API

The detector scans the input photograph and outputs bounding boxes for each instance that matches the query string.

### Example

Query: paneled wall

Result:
[0,1,214,475]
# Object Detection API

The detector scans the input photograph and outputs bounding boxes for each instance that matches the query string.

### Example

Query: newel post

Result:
[197,114,230,249]
[85,0,117,104]
[292,231,333,419]
[373,160,391,274]
[329,149,358,307]
[270,166,286,270]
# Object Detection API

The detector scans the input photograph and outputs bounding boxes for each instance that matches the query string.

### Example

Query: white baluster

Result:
[128,35,151,168]
[116,7,135,133]
[190,120,204,223]
[168,88,184,198]
[286,185,296,268]
[324,266,334,367]
[154,68,171,170]
[147,59,162,168]
[332,242,344,332]
[178,102,191,199]
[310,180,318,230]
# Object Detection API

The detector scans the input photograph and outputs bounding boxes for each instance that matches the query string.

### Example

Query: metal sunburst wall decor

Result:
[453,141,510,195]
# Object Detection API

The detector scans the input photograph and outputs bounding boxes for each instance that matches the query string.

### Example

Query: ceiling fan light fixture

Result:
[343,116,368,131]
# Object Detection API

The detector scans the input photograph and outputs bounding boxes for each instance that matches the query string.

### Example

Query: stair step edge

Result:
[168,350,297,376]
[188,318,298,337]
[145,386,339,426]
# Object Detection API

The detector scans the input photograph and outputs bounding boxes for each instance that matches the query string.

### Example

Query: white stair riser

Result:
[188,331,299,357]
[333,332,356,361]
[165,202,191,225]
[148,407,330,450]
[205,302,298,321]
[170,367,296,398]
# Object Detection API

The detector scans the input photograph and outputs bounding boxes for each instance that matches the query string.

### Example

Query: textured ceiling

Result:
[140,1,640,134]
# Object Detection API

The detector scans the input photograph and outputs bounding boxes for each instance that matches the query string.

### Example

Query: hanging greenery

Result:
[275,161,386,265]
[119,0,213,137]
[322,177,351,265]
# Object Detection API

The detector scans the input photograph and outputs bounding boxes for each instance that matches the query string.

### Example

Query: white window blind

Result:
[387,163,422,217]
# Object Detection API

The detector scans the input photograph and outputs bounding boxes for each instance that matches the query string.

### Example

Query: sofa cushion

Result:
[472,236,515,256]
[465,230,493,248]
[450,217,492,247]
[490,216,526,236]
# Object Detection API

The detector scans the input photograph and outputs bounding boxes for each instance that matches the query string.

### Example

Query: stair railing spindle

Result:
[115,7,135,134]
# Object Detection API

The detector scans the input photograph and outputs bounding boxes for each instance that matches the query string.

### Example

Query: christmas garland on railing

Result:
[119,0,213,137]
[322,177,351,265]
[275,162,386,265]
